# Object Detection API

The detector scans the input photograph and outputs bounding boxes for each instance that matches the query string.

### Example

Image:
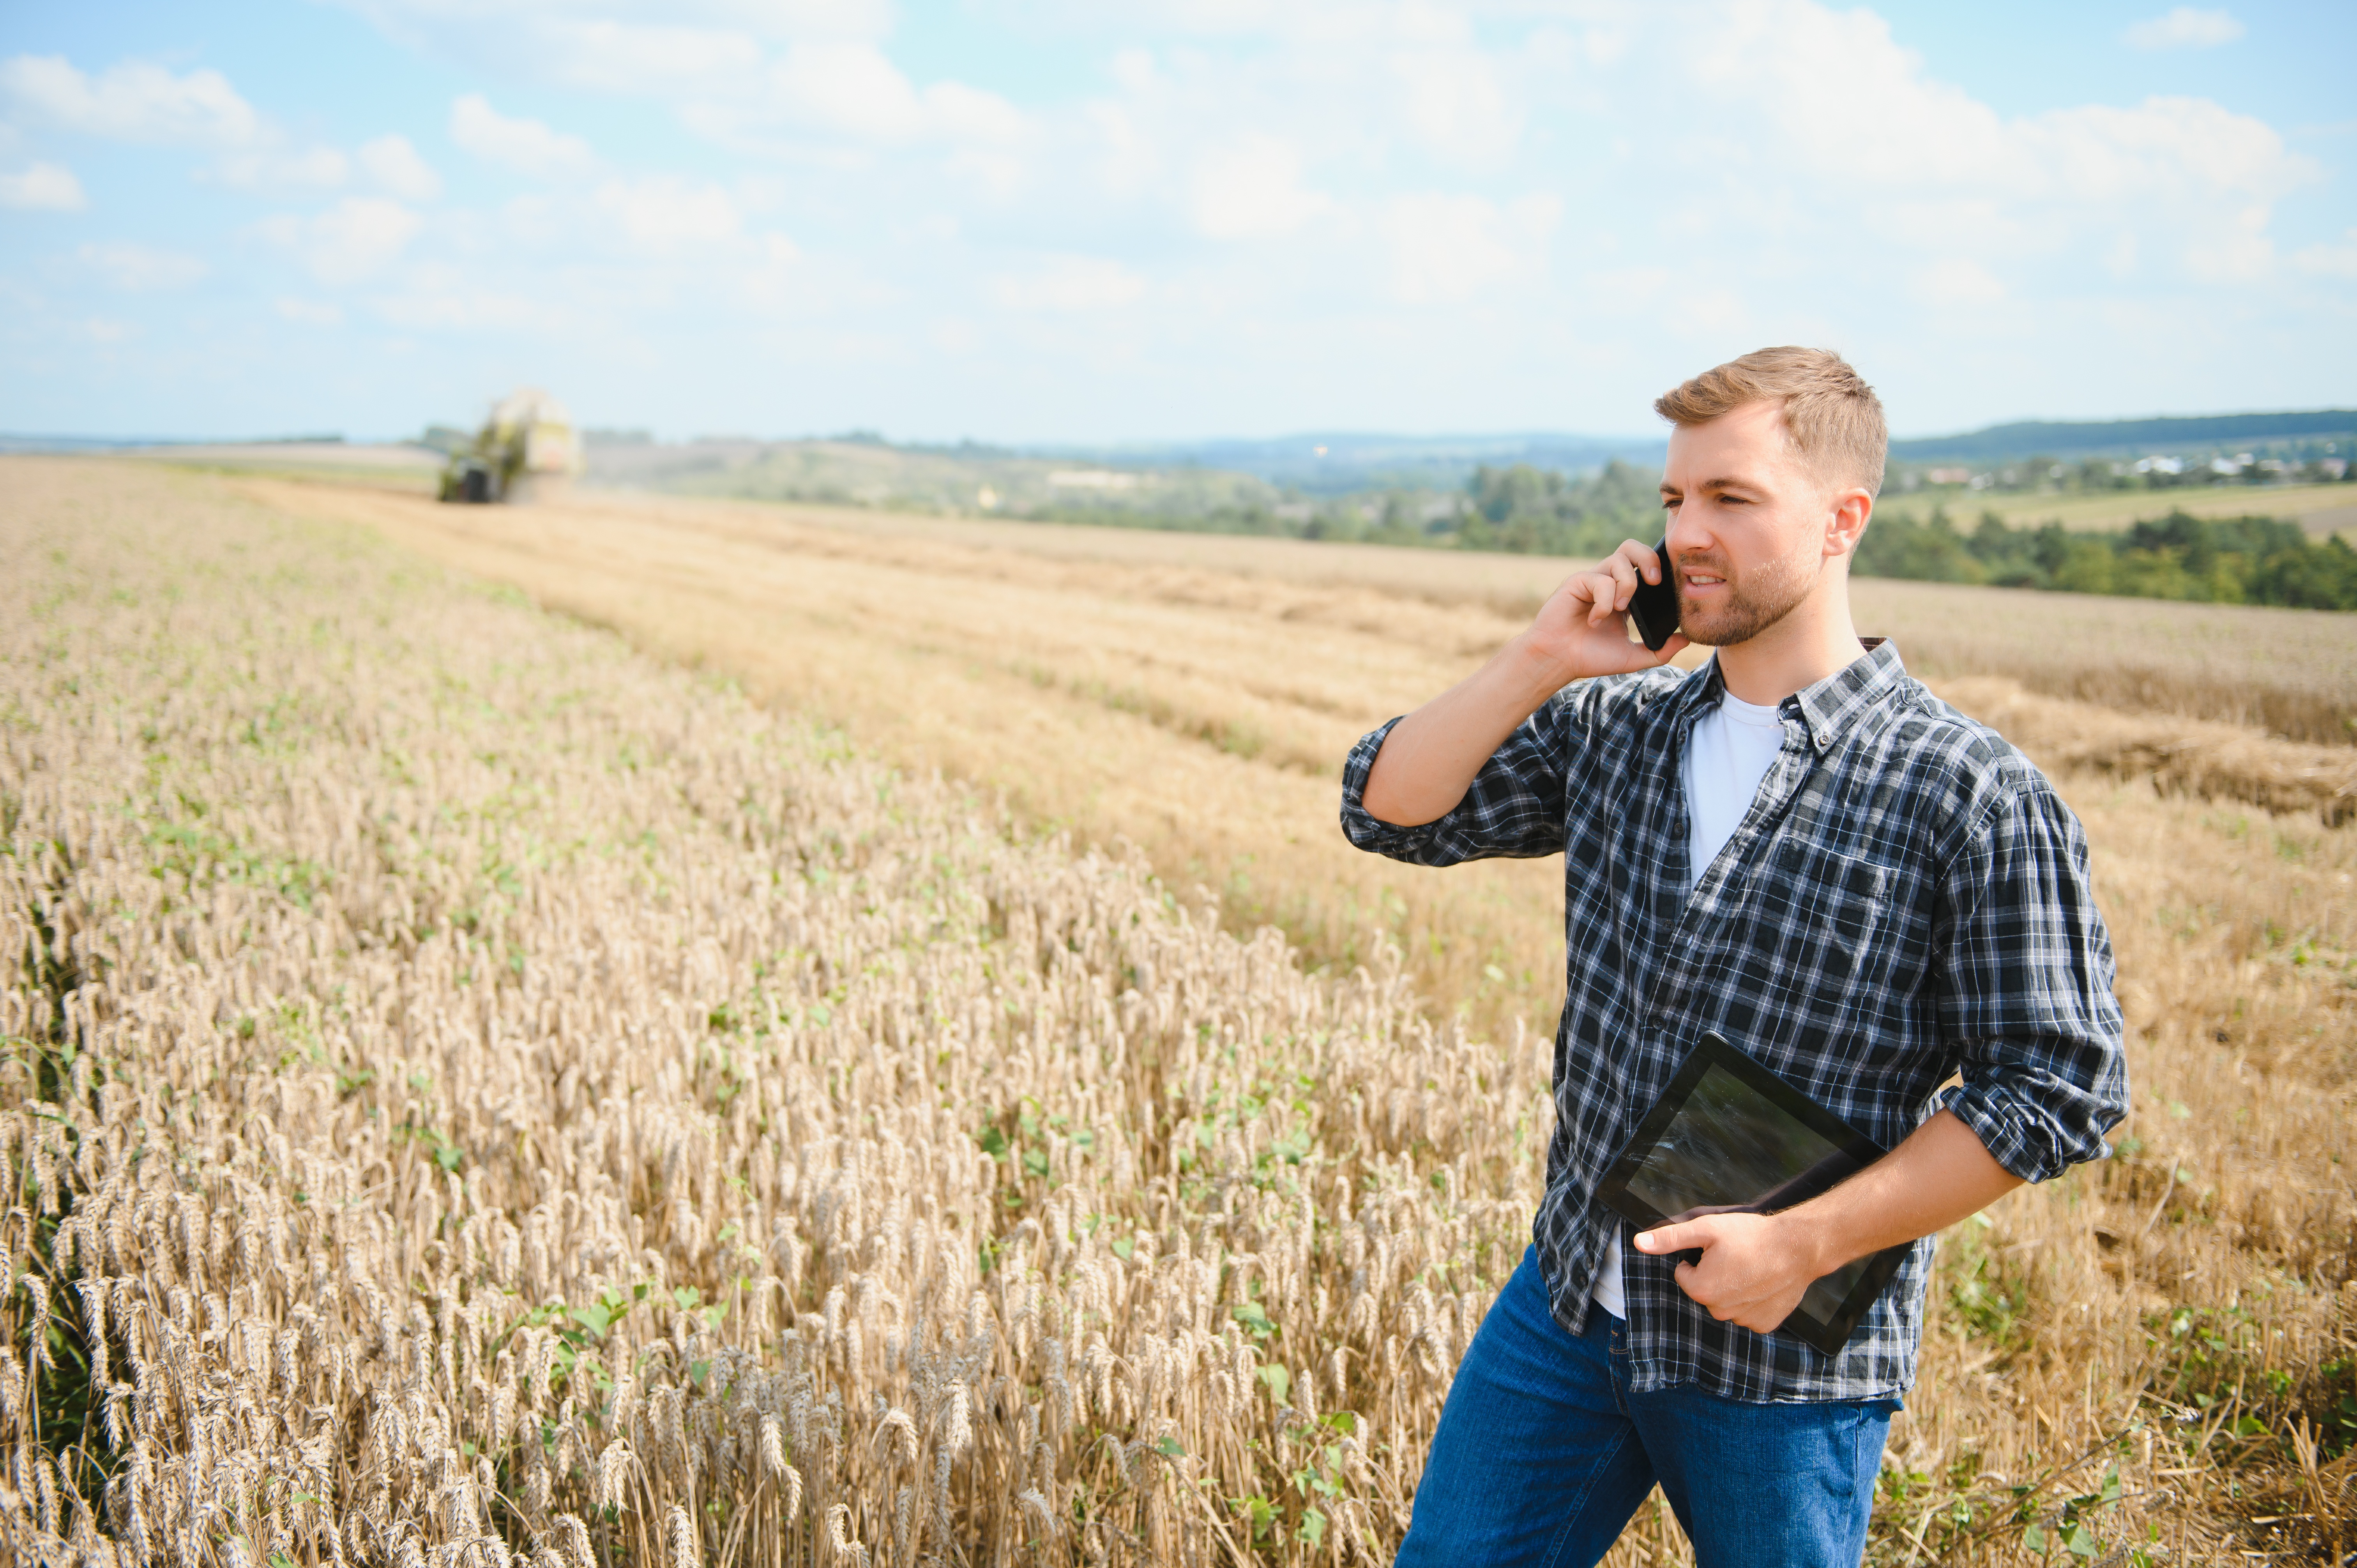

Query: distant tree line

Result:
[1855,508,2357,610]
[1014,460,2357,613]
[1400,468,2357,613]
[1022,459,1666,553]
[1023,499,1422,543]
[1887,449,2352,498]
[1456,460,1661,556]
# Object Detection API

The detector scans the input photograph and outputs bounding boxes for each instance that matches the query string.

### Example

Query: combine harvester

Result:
[438,387,583,503]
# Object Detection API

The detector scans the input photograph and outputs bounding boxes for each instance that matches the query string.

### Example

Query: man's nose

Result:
[1664,512,1709,559]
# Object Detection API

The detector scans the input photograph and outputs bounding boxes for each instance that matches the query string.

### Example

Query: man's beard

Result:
[1673,545,1819,647]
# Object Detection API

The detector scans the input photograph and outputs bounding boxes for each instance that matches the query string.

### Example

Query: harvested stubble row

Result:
[0,475,1555,1564]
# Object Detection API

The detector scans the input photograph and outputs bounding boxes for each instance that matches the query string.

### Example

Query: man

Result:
[1340,348,2127,1566]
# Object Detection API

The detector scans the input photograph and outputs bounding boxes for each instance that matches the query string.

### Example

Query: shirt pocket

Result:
[1772,840,1892,986]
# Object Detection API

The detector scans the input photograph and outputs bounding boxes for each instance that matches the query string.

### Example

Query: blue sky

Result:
[2,1,2352,443]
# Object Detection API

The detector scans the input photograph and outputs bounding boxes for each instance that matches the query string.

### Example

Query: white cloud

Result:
[1084,101,1156,196]
[370,284,562,332]
[1687,7,2000,186]
[926,81,1028,147]
[1393,48,1521,168]
[2,54,353,194]
[1583,266,1670,312]
[522,19,766,95]
[733,232,805,316]
[85,316,134,343]
[214,145,350,192]
[261,196,423,284]
[945,148,1027,200]
[693,44,1032,157]
[1661,286,1750,343]
[359,134,442,201]
[1912,257,2006,306]
[990,254,1148,313]
[19,0,2343,442]
[1687,5,2299,200]
[1675,0,2310,288]
[1111,48,1157,94]
[1381,191,1558,304]
[0,55,260,145]
[1190,135,1332,240]
[310,197,422,282]
[2019,97,2306,207]
[0,160,86,210]
[334,0,890,97]
[769,42,926,140]
[594,175,741,252]
[2124,7,2244,49]
[2185,204,2274,281]
[276,297,345,326]
[2291,229,2357,280]
[1128,0,1273,33]
[79,242,208,290]
[450,94,597,177]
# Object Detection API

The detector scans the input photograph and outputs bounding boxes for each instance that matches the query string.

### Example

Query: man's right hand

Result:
[1360,541,1689,826]
[1523,538,1693,683]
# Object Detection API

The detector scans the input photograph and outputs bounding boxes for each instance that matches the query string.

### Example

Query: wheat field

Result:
[216,475,2357,1042]
[3,457,2352,1565]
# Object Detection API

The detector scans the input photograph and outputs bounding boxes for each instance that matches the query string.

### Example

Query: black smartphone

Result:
[1628,540,1679,653]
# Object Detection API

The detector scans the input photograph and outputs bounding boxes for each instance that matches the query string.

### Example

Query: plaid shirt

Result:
[1339,641,2126,1403]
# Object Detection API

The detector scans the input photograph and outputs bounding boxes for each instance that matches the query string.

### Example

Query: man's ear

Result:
[1824,488,1873,559]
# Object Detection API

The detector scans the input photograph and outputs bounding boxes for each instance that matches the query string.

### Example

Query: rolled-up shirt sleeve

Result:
[1931,774,2129,1183]
[1338,694,1577,866]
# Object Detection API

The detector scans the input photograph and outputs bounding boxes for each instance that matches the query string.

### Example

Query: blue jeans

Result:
[1395,1247,1896,1568]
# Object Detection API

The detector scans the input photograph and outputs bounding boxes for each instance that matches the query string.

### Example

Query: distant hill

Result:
[1093,410,2357,489]
[23,408,2350,491]
[583,434,1285,521]
[1891,410,2357,463]
[1060,431,1668,495]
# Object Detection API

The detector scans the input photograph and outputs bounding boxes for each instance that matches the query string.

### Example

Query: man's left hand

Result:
[1631,1111,2025,1335]
[1631,1214,1821,1334]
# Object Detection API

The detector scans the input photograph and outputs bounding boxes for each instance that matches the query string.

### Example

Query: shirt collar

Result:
[1672,638,1906,757]
[1792,637,1905,754]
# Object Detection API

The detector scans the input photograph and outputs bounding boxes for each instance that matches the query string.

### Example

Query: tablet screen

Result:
[1598,1032,1907,1354]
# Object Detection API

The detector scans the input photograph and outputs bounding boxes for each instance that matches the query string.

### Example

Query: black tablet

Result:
[1595,1031,1909,1356]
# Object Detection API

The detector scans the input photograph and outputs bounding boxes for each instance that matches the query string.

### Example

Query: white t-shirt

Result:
[1591,687,1789,1318]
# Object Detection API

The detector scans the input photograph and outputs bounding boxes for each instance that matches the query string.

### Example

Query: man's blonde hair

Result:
[1654,346,1887,497]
